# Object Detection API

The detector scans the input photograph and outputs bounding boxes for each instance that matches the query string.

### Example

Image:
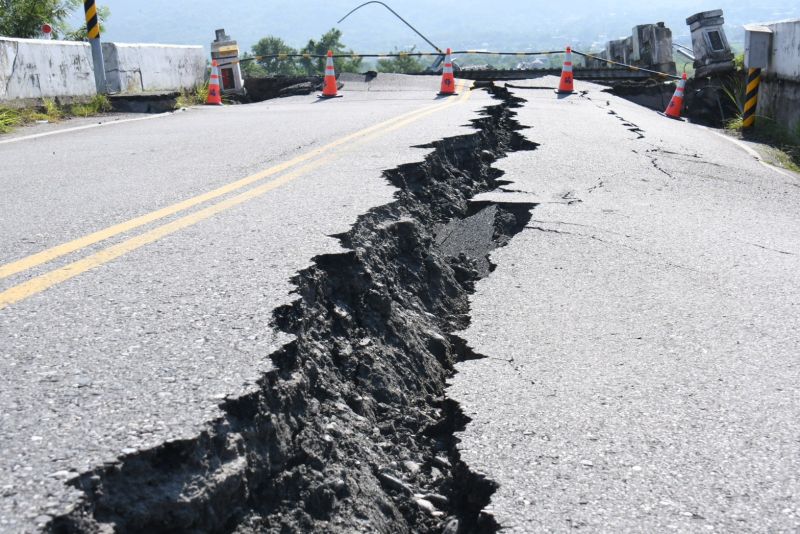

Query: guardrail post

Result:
[84,0,107,94]
[742,68,761,131]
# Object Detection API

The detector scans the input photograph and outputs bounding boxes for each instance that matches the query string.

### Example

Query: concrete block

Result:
[686,10,735,78]
[0,37,96,105]
[631,22,677,76]
[102,43,205,94]
[757,78,800,134]
[606,38,632,64]
[765,19,800,81]
[755,19,800,133]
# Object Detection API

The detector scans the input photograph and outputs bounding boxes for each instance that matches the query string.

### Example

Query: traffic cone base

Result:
[657,111,686,122]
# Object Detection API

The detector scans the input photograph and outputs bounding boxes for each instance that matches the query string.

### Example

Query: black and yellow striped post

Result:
[742,68,761,131]
[83,0,107,93]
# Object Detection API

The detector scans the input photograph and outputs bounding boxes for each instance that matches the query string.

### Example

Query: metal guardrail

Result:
[220,49,682,81]
[225,50,566,65]
[453,68,660,81]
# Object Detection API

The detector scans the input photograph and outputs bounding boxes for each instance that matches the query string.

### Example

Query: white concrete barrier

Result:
[757,19,800,133]
[767,19,800,81]
[0,38,206,105]
[102,43,205,94]
[0,37,96,105]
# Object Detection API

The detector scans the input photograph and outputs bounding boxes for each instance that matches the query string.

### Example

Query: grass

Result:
[175,83,210,109]
[69,94,112,117]
[717,67,800,174]
[720,73,746,117]
[0,95,112,134]
[726,115,800,173]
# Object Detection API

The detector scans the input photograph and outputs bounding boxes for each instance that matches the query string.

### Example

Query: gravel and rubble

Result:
[46,85,537,534]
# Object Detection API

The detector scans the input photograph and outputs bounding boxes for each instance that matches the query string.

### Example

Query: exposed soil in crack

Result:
[46,86,537,534]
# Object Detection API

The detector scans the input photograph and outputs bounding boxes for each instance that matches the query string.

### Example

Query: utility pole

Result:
[84,0,107,93]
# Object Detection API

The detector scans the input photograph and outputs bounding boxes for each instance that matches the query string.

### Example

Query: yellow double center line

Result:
[0,83,473,310]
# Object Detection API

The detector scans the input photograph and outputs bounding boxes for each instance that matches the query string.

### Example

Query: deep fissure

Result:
[47,85,537,534]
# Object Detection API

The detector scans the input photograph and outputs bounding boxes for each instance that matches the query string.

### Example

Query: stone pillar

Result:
[686,10,735,78]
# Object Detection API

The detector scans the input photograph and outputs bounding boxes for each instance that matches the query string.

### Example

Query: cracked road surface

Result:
[3,71,799,533]
[0,74,492,531]
[451,77,800,532]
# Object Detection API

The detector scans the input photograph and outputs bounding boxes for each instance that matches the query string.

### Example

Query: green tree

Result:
[0,0,109,40]
[251,36,301,76]
[239,53,268,79]
[62,4,110,40]
[0,0,76,38]
[377,47,425,74]
[299,28,362,75]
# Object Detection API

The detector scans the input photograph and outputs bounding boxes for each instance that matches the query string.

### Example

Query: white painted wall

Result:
[756,19,800,133]
[102,43,205,94]
[767,19,800,81]
[0,37,96,103]
[0,38,205,104]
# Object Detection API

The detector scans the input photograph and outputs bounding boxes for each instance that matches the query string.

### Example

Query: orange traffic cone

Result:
[662,73,687,120]
[439,48,457,96]
[556,46,575,94]
[320,50,342,98]
[206,60,222,106]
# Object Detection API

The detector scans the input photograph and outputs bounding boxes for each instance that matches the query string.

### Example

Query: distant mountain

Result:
[70,0,799,53]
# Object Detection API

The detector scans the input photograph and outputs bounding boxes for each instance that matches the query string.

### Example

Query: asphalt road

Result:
[3,72,799,533]
[451,77,800,532]
[0,74,490,531]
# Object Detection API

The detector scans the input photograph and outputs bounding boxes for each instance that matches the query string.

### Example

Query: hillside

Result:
[70,0,799,53]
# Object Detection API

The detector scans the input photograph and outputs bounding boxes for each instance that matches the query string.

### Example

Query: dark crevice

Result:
[647,156,674,178]
[581,92,646,140]
[47,85,537,534]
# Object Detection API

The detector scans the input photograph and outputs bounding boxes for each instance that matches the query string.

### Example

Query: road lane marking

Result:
[0,81,474,309]
[0,82,470,281]
[0,112,175,146]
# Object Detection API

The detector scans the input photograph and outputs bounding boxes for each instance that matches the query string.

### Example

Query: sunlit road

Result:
[2,72,800,532]
[452,77,800,532]
[0,74,487,531]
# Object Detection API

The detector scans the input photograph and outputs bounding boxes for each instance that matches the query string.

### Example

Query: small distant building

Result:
[516,58,548,70]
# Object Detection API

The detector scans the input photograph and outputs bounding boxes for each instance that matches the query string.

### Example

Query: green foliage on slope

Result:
[0,0,108,40]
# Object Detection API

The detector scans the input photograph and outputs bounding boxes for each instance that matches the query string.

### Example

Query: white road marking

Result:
[0,111,179,145]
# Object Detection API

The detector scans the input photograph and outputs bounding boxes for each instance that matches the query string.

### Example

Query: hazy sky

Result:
[69,1,799,52]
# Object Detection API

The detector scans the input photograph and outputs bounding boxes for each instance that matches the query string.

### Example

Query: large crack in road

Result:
[47,85,537,534]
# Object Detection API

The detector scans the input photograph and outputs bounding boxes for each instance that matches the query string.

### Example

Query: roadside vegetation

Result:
[175,83,210,109]
[720,52,800,173]
[241,29,364,78]
[0,0,109,39]
[726,117,800,173]
[376,47,425,73]
[0,95,111,134]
